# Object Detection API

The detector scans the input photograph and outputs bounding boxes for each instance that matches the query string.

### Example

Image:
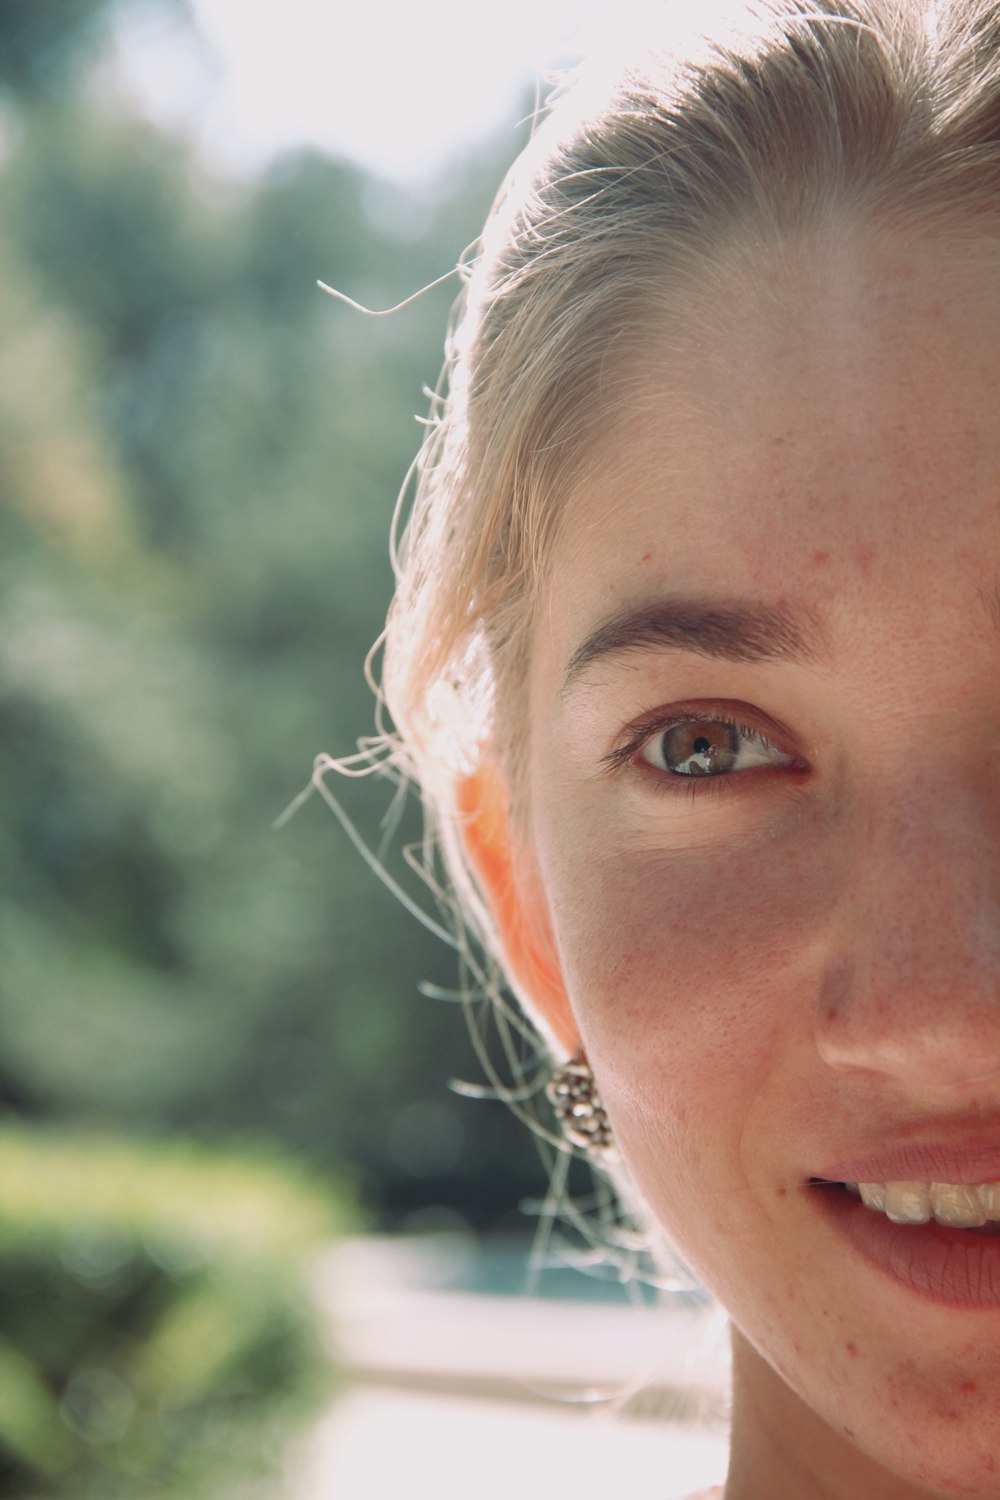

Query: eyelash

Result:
[601,707,792,797]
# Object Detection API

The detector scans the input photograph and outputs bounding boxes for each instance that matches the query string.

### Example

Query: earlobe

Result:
[455,766,580,1054]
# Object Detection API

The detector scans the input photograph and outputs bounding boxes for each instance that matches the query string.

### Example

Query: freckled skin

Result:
[520,229,1000,1499]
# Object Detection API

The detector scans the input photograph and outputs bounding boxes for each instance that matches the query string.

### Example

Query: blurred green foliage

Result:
[0,0,538,1226]
[0,1126,347,1497]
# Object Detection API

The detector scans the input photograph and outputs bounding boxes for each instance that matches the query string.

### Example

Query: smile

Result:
[812,1180,1000,1307]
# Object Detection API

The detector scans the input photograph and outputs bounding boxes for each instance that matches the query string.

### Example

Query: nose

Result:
[816,768,1000,1090]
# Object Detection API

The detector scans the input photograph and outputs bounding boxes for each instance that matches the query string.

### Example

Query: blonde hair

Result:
[378,0,1000,1025]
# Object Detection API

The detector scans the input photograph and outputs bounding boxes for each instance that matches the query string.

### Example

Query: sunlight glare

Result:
[188,0,598,181]
[118,0,715,184]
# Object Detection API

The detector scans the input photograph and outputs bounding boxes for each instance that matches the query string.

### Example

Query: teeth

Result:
[884,1181,932,1224]
[930,1184,986,1228]
[981,1183,1000,1220]
[851,1180,1000,1227]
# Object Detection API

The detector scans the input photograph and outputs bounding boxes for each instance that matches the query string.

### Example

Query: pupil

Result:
[693,736,711,755]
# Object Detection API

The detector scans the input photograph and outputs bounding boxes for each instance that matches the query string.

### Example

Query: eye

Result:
[638,716,797,778]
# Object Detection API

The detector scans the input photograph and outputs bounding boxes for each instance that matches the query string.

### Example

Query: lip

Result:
[813,1181,1000,1309]
[815,1141,1000,1186]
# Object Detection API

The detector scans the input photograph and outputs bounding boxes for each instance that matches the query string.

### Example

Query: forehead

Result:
[538,226,1000,664]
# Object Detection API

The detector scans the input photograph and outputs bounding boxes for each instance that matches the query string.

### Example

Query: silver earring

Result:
[545,1051,617,1160]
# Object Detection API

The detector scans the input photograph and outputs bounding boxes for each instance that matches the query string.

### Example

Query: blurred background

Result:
[0,1,728,1494]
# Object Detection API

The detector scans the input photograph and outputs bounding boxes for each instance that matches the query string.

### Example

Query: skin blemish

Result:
[776,1186,788,1198]
[959,1380,977,1395]
[845,1342,858,1359]
[811,549,829,567]
[640,549,653,563]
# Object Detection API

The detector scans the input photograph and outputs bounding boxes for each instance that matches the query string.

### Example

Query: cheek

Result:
[537,811,839,1195]
[548,821,828,1049]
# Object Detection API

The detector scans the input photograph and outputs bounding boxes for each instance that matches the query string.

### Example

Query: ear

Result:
[455,765,580,1055]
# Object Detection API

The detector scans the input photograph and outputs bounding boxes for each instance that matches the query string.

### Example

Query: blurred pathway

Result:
[287,1237,730,1498]
[293,1387,728,1499]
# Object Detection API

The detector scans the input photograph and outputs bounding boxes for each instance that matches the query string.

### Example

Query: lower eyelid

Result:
[629,757,808,810]
[640,765,743,800]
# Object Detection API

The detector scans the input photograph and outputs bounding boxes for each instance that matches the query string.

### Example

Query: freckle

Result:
[959,1380,977,1394]
[845,1341,858,1359]
[776,1187,787,1198]
[811,549,829,567]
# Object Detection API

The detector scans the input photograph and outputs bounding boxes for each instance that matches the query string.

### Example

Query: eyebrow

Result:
[562,597,827,691]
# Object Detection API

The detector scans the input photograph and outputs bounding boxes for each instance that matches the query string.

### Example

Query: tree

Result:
[0,18,539,1227]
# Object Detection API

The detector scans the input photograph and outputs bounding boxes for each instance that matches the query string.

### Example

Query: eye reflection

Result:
[658,721,741,776]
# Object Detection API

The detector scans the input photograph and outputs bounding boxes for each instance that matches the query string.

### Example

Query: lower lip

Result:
[814,1185,1000,1309]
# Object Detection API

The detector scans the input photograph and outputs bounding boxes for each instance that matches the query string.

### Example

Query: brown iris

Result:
[659,721,741,776]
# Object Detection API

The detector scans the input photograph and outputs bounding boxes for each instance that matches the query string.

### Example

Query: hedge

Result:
[0,1126,352,1498]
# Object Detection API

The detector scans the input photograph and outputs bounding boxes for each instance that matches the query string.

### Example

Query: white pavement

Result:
[286,1236,730,1498]
[291,1386,728,1499]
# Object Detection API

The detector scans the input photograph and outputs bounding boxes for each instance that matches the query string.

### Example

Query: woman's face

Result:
[522,228,1000,1497]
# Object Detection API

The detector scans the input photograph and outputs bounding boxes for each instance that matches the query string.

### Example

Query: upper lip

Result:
[815,1140,1000,1185]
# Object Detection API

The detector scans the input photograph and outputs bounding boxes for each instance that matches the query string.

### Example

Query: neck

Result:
[723,1329,936,1500]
